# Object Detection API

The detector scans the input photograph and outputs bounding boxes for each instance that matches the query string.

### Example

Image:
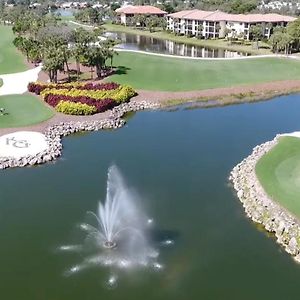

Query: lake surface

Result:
[105,31,250,58]
[1,95,300,299]
[54,8,78,17]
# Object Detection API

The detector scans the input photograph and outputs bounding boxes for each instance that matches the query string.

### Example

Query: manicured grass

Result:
[0,94,54,128]
[0,25,28,74]
[256,136,300,218]
[109,52,300,91]
[103,23,272,55]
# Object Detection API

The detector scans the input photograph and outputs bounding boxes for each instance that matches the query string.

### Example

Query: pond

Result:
[1,95,300,299]
[54,8,78,17]
[105,31,251,58]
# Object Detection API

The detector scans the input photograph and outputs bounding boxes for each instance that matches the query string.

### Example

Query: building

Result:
[167,10,296,39]
[116,5,167,25]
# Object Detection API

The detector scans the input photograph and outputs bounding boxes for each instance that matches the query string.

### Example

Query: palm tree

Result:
[73,28,93,79]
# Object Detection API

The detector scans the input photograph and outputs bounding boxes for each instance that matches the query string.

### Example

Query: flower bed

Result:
[28,82,121,95]
[28,81,137,115]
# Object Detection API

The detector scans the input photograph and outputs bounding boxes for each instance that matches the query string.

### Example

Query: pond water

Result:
[2,95,300,299]
[54,8,78,17]
[105,31,250,58]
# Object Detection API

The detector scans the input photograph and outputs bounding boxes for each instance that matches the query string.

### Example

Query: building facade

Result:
[167,10,296,40]
[116,5,167,26]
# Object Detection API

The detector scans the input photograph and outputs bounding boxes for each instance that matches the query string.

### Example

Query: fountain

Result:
[60,166,171,286]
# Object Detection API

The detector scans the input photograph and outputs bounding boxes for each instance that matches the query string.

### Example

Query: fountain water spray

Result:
[60,166,172,285]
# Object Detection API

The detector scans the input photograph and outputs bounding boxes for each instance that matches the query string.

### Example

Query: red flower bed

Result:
[28,82,120,95]
[44,94,116,113]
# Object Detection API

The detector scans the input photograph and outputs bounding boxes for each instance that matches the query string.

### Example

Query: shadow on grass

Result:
[114,65,131,75]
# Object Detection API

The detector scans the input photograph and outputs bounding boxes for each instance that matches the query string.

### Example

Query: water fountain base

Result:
[103,241,117,249]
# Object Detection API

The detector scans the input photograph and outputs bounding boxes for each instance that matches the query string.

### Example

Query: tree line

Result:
[1,8,117,82]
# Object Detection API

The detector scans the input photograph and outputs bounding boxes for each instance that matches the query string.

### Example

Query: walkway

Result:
[0,66,42,96]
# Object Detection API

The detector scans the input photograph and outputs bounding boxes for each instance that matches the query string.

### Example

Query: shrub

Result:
[55,101,97,115]
[45,94,117,113]
[28,82,121,95]
[112,85,137,103]
[41,85,136,103]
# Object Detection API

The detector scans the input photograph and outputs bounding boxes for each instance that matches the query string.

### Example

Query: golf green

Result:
[109,52,300,91]
[0,94,54,128]
[256,136,300,218]
[0,25,28,74]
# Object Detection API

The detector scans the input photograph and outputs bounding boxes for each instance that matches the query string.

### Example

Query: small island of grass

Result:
[231,134,300,262]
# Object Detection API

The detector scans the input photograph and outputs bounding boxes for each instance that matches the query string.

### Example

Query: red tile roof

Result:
[167,10,296,23]
[116,5,167,15]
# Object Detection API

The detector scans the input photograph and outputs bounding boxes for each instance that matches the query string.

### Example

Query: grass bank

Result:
[0,25,28,74]
[256,136,300,219]
[0,94,54,128]
[103,23,272,55]
[109,52,300,91]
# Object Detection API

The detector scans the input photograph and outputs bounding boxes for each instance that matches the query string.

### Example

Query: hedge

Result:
[41,85,136,103]
[56,101,97,115]
[27,81,137,115]
[28,82,120,95]
[45,94,116,113]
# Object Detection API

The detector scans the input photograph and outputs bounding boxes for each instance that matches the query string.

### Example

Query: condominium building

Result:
[116,5,167,25]
[167,10,296,39]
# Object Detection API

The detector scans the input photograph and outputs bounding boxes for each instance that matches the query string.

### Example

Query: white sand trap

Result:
[281,132,300,138]
[0,66,42,96]
[0,131,48,159]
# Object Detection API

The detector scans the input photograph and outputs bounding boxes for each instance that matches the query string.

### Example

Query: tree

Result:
[162,3,175,13]
[73,28,94,78]
[249,24,264,49]
[83,45,105,79]
[42,39,66,83]
[270,31,293,54]
[287,18,300,52]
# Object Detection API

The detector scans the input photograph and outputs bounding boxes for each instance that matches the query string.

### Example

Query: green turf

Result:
[256,136,300,218]
[0,25,28,74]
[0,94,54,128]
[108,52,300,91]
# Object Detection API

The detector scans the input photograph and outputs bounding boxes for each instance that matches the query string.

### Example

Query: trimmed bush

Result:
[28,82,120,95]
[41,85,136,103]
[55,101,97,115]
[28,81,136,115]
[45,94,117,113]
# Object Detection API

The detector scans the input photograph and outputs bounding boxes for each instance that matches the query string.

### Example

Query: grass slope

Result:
[0,25,28,74]
[0,94,54,128]
[256,136,300,218]
[109,52,300,91]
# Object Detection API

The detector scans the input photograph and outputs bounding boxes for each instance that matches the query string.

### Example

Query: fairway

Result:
[109,52,300,91]
[0,25,28,74]
[0,94,54,128]
[256,136,300,218]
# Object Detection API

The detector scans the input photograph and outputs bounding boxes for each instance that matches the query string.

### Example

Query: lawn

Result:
[256,136,300,219]
[0,25,28,74]
[109,52,300,91]
[0,94,54,128]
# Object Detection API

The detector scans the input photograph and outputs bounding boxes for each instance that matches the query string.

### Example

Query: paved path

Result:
[0,66,42,96]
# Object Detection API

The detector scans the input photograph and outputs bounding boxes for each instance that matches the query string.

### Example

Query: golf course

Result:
[0,94,54,128]
[110,52,300,91]
[0,25,27,74]
[256,136,300,219]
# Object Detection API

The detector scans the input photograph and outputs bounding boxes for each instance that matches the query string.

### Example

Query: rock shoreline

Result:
[230,135,300,262]
[0,101,159,170]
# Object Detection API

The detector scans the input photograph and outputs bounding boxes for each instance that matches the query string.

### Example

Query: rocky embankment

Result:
[230,135,300,262]
[0,101,159,169]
